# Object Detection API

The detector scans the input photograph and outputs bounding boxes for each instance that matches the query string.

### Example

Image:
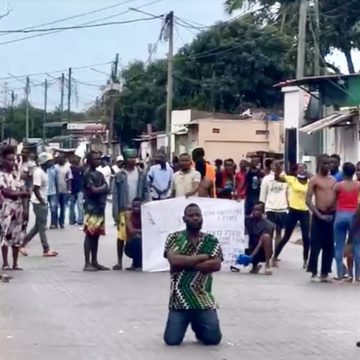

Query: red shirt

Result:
[337,182,358,212]
[235,170,247,200]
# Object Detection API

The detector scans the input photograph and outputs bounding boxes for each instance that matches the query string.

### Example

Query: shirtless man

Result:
[306,154,336,282]
[195,159,214,198]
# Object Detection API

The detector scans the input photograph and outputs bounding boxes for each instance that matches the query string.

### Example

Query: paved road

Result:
[1,207,360,360]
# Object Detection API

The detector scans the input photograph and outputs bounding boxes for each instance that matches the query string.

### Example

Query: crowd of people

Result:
[3,144,360,345]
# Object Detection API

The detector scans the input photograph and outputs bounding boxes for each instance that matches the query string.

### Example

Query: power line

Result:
[0,61,112,81]
[0,0,136,38]
[0,0,165,46]
[0,15,163,34]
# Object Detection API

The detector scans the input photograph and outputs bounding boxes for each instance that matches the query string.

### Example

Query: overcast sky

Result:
[0,0,356,112]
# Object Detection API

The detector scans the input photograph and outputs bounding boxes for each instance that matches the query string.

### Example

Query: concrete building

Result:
[276,73,360,172]
[171,109,283,164]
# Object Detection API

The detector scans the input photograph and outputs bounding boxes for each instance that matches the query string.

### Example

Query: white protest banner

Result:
[141,197,245,272]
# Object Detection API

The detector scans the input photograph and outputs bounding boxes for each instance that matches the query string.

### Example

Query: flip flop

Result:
[19,248,28,256]
[43,251,58,257]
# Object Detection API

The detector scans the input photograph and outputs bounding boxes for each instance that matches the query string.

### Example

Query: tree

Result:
[113,15,294,145]
[224,0,360,74]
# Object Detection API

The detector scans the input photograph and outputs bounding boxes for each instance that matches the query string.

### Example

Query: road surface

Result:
[1,207,359,360]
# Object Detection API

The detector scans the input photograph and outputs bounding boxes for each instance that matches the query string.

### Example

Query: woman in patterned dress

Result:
[0,146,29,270]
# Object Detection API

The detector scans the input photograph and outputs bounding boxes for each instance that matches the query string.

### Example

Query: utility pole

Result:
[67,67,72,122]
[296,0,308,79]
[112,53,119,82]
[165,11,174,158]
[313,0,320,76]
[25,76,30,141]
[43,79,48,140]
[60,72,65,112]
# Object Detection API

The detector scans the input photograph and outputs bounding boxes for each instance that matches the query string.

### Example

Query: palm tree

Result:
[224,0,252,14]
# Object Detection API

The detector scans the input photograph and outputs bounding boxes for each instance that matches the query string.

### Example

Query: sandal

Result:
[2,265,10,270]
[19,248,28,256]
[43,251,58,257]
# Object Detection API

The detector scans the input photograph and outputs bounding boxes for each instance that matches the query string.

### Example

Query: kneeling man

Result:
[163,203,223,346]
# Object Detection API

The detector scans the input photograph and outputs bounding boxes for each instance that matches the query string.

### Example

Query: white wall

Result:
[171,110,192,154]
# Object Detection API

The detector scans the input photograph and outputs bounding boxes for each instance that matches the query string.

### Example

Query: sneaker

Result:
[311,274,321,283]
[320,275,333,283]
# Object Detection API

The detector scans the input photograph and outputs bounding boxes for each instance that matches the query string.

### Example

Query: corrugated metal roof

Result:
[274,73,360,88]
[300,110,358,135]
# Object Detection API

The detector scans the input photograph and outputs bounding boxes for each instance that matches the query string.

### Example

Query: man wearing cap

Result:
[112,155,124,174]
[112,149,148,270]
[20,153,58,257]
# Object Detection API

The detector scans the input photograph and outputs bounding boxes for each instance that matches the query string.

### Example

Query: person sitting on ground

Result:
[245,202,274,275]
[195,159,214,198]
[124,198,143,271]
[163,203,223,346]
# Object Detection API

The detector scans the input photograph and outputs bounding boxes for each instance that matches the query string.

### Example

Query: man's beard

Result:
[187,222,203,231]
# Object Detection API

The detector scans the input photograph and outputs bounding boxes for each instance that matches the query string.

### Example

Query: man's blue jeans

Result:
[58,193,68,227]
[334,211,354,278]
[69,191,84,225]
[352,235,360,280]
[163,309,221,346]
[48,195,58,227]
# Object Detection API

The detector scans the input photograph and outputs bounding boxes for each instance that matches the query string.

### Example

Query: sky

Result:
[0,0,230,112]
[0,0,357,113]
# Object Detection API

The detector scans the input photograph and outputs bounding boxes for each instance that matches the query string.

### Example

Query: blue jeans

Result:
[164,309,221,346]
[48,195,58,227]
[334,211,354,278]
[69,192,84,225]
[352,236,360,280]
[58,193,68,227]
[124,236,142,268]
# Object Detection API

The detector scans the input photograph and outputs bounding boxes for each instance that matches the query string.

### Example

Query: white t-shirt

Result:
[97,165,112,187]
[55,163,73,194]
[259,173,288,213]
[171,169,201,197]
[31,167,48,204]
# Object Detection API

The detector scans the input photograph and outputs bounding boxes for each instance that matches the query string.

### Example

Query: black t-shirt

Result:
[83,168,108,215]
[245,216,274,250]
[246,170,263,198]
[70,165,84,194]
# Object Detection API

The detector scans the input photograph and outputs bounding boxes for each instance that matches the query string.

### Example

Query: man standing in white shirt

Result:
[20,153,58,257]
[171,153,201,198]
[147,152,173,200]
[55,155,72,229]
[259,161,288,248]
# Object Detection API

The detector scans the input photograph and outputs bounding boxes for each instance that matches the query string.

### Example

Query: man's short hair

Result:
[184,203,200,215]
[86,151,99,162]
[330,154,341,162]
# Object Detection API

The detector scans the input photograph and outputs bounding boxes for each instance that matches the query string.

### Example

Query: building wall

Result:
[196,118,283,164]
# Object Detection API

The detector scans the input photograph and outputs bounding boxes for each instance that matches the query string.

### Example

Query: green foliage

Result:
[114,15,293,145]
[224,0,360,74]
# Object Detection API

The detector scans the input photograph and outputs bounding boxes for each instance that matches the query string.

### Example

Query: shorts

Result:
[266,211,287,231]
[84,214,105,237]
